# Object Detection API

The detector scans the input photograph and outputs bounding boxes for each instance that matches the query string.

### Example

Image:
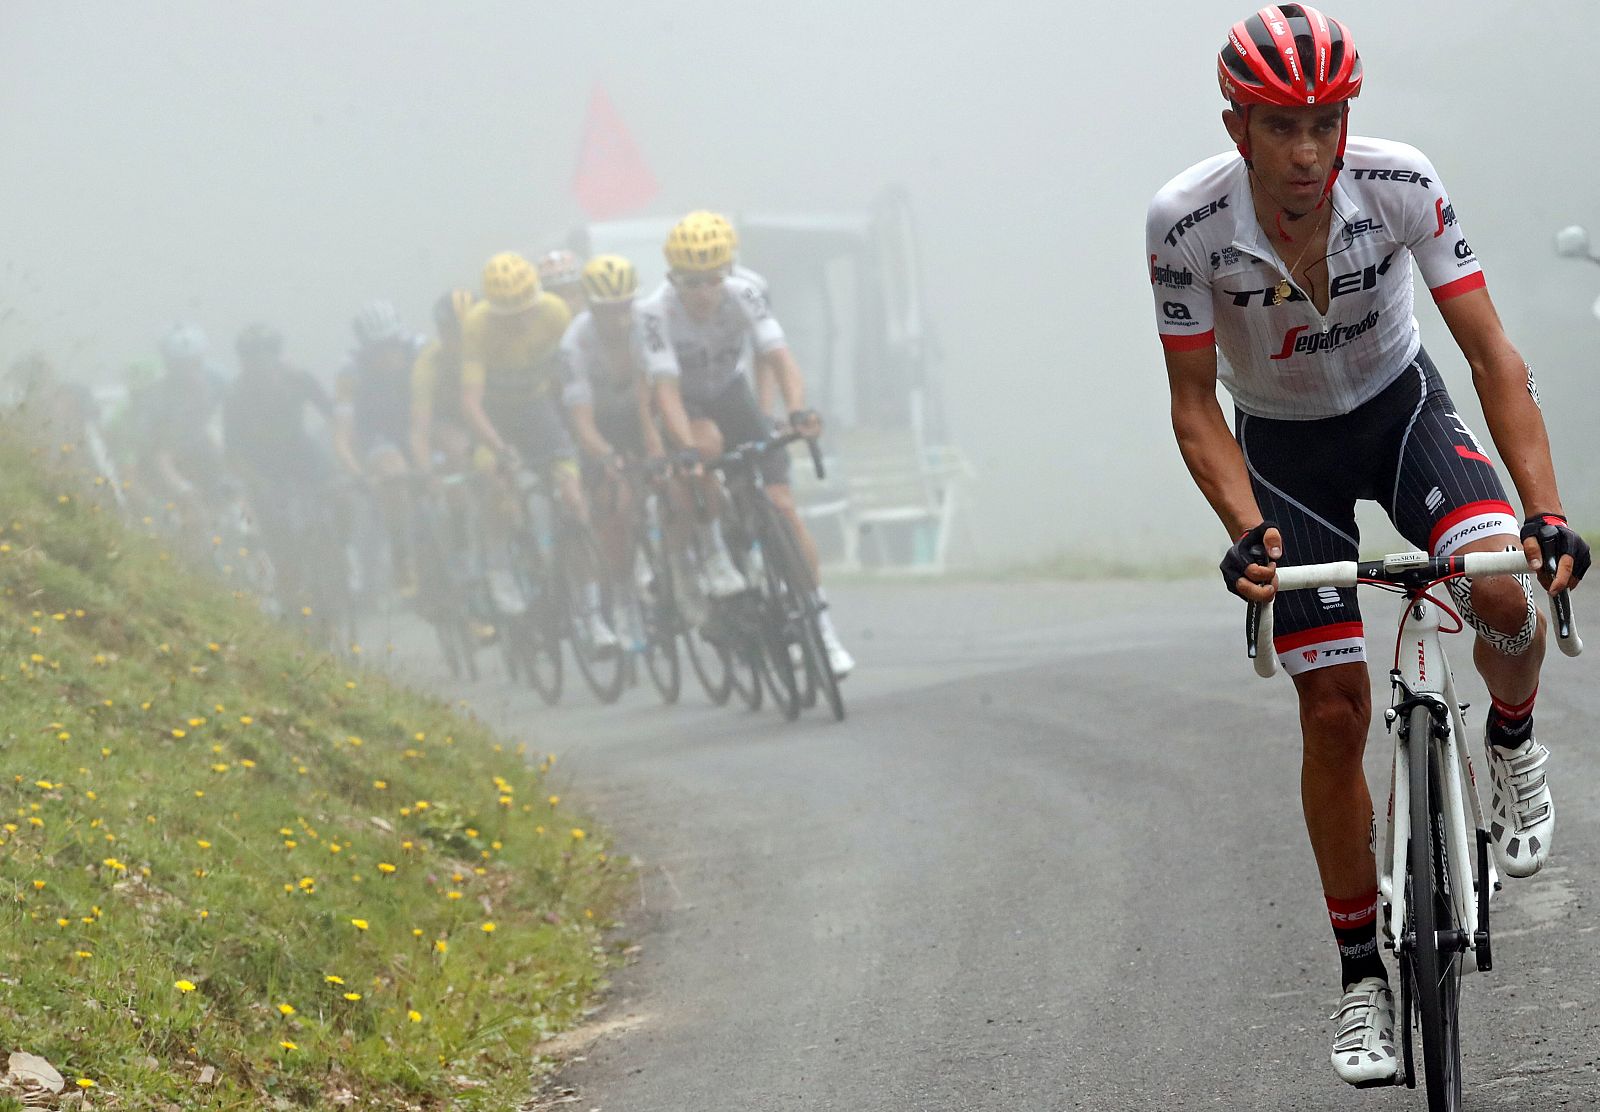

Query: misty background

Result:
[4,1,1597,567]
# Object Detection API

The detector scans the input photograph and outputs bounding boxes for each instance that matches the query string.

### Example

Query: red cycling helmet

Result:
[1218,5,1362,198]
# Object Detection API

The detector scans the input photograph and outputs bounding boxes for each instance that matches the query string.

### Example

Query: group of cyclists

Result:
[38,210,854,711]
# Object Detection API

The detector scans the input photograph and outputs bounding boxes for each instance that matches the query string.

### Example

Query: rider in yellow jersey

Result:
[462,251,615,648]
[410,288,475,476]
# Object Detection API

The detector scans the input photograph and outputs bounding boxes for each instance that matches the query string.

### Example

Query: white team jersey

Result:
[635,274,787,401]
[1146,136,1485,420]
[560,310,645,411]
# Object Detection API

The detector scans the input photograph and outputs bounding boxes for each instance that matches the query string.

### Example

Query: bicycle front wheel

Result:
[1406,704,1464,1111]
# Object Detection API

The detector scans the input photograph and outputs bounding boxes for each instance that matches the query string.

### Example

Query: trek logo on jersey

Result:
[1163,196,1230,246]
[1162,301,1194,322]
[1269,309,1381,360]
[1454,239,1474,261]
[1150,256,1194,289]
[1348,167,1433,188]
[1433,198,1458,238]
[1209,246,1243,270]
[1226,253,1395,308]
[1341,218,1384,243]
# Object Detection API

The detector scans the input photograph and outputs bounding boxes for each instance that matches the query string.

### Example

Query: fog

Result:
[4,1,1598,566]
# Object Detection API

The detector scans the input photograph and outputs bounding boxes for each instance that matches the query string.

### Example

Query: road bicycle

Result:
[1248,549,1580,1110]
[707,432,845,722]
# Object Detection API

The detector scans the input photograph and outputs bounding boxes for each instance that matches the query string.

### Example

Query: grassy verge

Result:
[0,430,621,1109]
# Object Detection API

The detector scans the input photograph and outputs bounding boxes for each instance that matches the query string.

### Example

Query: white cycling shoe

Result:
[487,569,526,617]
[613,601,647,654]
[700,549,748,599]
[584,612,620,655]
[1485,734,1554,879]
[1329,977,1398,1087]
[818,614,854,678]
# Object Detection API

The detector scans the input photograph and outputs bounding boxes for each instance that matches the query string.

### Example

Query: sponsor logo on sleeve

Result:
[1150,256,1195,289]
[1209,245,1243,270]
[1269,309,1382,360]
[1432,198,1458,238]
[1163,195,1230,246]
[1162,301,1195,322]
[1454,238,1474,262]
[642,314,667,354]
[1348,168,1433,188]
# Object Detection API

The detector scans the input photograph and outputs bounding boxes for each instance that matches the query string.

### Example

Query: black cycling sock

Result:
[1487,690,1535,753]
[1328,891,1387,989]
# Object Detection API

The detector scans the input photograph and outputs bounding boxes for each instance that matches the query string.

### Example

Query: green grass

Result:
[0,429,622,1109]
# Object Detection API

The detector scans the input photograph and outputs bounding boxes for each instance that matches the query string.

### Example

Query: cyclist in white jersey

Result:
[638,212,855,677]
[1147,4,1589,1089]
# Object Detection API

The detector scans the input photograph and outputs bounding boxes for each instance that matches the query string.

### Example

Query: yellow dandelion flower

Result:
[239,715,254,726]
[76,1079,96,1089]
[346,735,363,747]
[56,917,70,927]
[298,876,315,890]
[324,974,344,985]
[74,950,92,958]
[408,1009,422,1023]
[277,1002,295,1016]
[373,780,387,790]
[278,827,293,836]
[571,828,586,840]
[473,866,487,875]
[196,839,211,849]
[175,980,196,992]
[193,790,204,798]
[446,891,462,901]
[350,918,369,931]
[499,796,513,807]
[187,717,204,727]
[207,642,220,652]
[377,862,396,874]
[413,732,426,742]
[343,991,362,1002]
[534,825,545,835]
[433,940,448,954]
[32,879,45,890]
[401,840,414,850]
[491,841,503,851]
[547,795,560,807]
[28,816,42,828]
[297,766,307,775]
[344,681,356,690]
[279,1040,298,1051]
[171,729,187,739]
[412,928,423,937]
[240,759,256,769]
[480,922,496,934]
[284,839,297,849]
[465,828,478,838]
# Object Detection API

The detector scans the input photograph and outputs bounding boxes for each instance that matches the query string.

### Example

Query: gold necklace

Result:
[1273,207,1331,306]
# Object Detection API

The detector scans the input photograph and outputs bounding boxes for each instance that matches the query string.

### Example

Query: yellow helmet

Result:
[687,210,739,253]
[482,251,540,314]
[664,213,734,273]
[581,255,638,304]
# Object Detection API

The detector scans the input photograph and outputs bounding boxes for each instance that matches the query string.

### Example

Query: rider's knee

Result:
[1296,669,1371,757]
[1449,573,1539,657]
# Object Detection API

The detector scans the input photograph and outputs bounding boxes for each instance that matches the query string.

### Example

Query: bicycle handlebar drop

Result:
[1247,549,1582,678]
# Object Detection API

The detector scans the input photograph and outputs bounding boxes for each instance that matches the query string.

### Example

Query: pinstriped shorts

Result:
[1236,348,1516,676]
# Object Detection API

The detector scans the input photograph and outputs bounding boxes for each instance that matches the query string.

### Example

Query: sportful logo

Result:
[1433,198,1458,238]
[1348,168,1433,188]
[1163,196,1230,246]
[1317,586,1342,611]
[1226,252,1394,307]
[1269,309,1382,360]
[1425,487,1445,513]
[1150,256,1195,289]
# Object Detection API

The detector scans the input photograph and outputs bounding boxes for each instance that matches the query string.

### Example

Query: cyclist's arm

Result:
[755,359,778,417]
[567,402,612,462]
[759,346,806,416]
[639,382,666,458]
[1438,287,1563,519]
[652,376,696,450]
[1165,345,1265,539]
[461,377,507,455]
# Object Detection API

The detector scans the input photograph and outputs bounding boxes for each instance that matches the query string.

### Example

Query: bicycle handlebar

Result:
[707,431,826,482]
[1248,548,1582,678]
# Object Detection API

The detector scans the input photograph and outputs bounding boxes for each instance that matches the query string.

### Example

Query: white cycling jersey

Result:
[560,309,645,412]
[636,274,787,402]
[1146,136,1485,420]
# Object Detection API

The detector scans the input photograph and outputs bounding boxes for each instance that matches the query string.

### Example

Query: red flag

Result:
[572,85,659,221]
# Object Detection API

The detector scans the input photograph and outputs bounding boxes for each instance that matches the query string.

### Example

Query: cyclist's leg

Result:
[1381,352,1551,875]
[523,397,616,646]
[364,439,417,594]
[1237,408,1386,986]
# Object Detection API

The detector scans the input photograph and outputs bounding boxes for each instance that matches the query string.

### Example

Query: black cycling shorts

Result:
[685,376,790,486]
[1237,348,1517,675]
[500,393,577,469]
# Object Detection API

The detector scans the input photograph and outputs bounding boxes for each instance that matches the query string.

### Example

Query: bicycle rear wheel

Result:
[637,535,682,704]
[559,523,627,705]
[1405,704,1464,1111]
[760,504,845,722]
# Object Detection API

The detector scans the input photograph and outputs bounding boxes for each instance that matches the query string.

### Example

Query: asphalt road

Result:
[413,579,1600,1111]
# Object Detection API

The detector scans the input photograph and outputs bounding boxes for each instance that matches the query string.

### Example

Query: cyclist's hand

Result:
[1521,513,1589,593]
[673,448,703,477]
[789,408,822,439]
[1220,521,1282,603]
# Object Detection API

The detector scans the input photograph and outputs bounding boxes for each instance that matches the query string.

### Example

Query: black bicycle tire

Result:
[504,531,563,704]
[684,625,734,705]
[1408,704,1463,1111]
[637,534,682,704]
[759,502,845,722]
[559,522,627,705]
[730,642,764,711]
